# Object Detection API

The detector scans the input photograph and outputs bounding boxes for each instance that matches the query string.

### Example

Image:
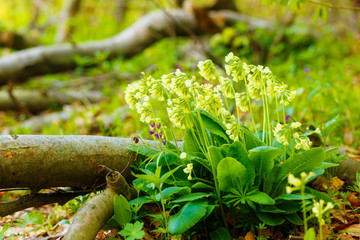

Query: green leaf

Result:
[305,187,339,210]
[155,186,191,201]
[315,162,338,170]
[304,227,316,240]
[184,128,202,154]
[128,145,160,158]
[259,205,285,213]
[275,200,302,213]
[114,195,132,228]
[210,227,232,240]
[246,191,275,205]
[242,127,264,150]
[209,146,225,176]
[257,212,285,226]
[172,192,211,203]
[276,194,314,200]
[217,157,247,192]
[160,166,180,182]
[157,152,180,166]
[284,213,303,225]
[274,148,325,195]
[119,221,145,240]
[197,109,231,143]
[322,115,343,136]
[228,141,255,185]
[168,200,208,234]
[249,146,281,180]
[191,182,214,190]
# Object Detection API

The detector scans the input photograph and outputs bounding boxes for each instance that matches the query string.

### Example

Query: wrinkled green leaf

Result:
[276,194,314,200]
[249,146,281,181]
[246,191,275,205]
[155,186,191,201]
[217,157,247,192]
[304,227,316,240]
[197,109,231,143]
[228,141,255,185]
[168,200,208,234]
[172,192,211,203]
[242,127,264,150]
[114,195,132,228]
[257,212,285,226]
[210,227,232,240]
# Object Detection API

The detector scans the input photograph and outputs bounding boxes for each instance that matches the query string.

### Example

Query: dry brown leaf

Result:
[342,224,360,238]
[3,151,13,158]
[330,176,345,191]
[346,192,360,208]
[313,176,329,191]
[244,231,256,240]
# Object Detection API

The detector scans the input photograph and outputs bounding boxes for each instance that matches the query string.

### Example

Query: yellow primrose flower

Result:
[180,152,187,159]
[291,122,301,129]
[288,174,301,187]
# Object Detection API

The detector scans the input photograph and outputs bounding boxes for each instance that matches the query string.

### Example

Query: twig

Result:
[32,232,67,240]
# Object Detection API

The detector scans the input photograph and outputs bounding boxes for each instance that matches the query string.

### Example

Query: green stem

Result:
[244,78,259,139]
[282,103,287,162]
[159,189,169,239]
[208,150,229,230]
[301,184,308,232]
[261,92,266,144]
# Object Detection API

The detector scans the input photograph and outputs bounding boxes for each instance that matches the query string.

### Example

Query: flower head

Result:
[180,152,187,159]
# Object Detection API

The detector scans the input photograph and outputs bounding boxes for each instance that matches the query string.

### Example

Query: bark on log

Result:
[0,89,102,112]
[0,135,138,189]
[0,9,273,86]
[63,171,134,240]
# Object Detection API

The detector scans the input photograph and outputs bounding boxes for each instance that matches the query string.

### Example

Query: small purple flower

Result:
[150,123,155,128]
[306,75,311,79]
[162,140,166,145]
[304,68,309,73]
[176,64,184,71]
[159,132,163,138]
[132,136,139,144]
[285,115,290,122]
[155,133,160,139]
[149,130,155,135]
[156,124,161,129]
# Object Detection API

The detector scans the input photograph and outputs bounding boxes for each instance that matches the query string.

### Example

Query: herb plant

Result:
[121,52,336,238]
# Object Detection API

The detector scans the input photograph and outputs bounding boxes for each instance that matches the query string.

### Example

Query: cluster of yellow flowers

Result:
[273,122,314,150]
[125,52,316,146]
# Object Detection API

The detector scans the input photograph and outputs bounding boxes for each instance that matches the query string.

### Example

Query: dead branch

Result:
[63,171,135,240]
[55,0,82,43]
[0,9,273,86]
[0,190,82,217]
[0,89,102,112]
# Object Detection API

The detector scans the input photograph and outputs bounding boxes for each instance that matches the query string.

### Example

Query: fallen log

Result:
[0,9,273,86]
[0,89,102,112]
[0,135,136,190]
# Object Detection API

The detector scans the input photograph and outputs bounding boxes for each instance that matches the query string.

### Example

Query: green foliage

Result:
[114,195,132,228]
[168,200,208,234]
[118,221,145,240]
